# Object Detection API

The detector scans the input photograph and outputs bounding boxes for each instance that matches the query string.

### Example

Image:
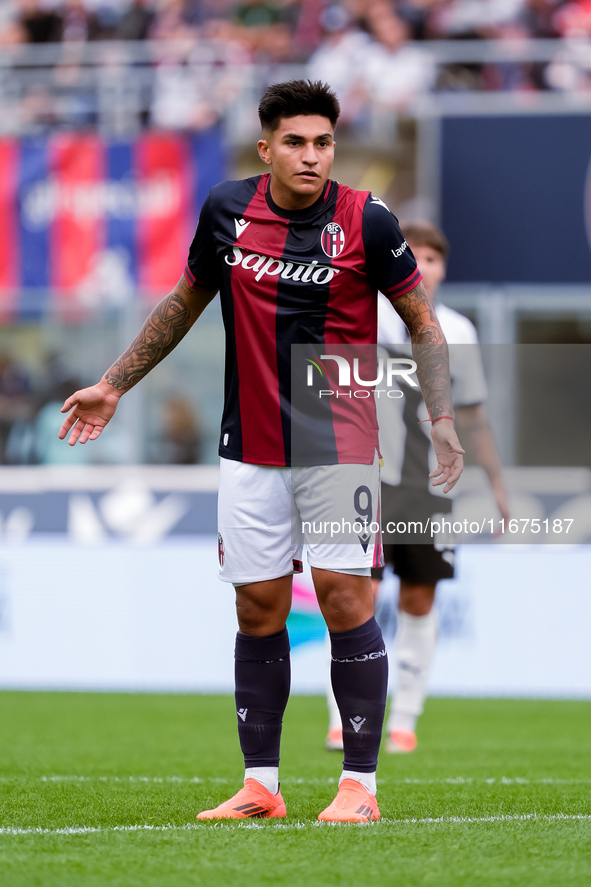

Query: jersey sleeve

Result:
[362,195,422,299]
[445,314,488,405]
[449,342,488,405]
[184,193,221,292]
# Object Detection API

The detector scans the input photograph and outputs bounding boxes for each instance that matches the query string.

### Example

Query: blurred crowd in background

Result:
[0,350,205,466]
[0,0,588,466]
[1,0,586,52]
[0,0,590,108]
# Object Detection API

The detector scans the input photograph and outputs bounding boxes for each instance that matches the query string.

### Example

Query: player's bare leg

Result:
[234,574,293,636]
[313,568,386,822]
[387,581,437,753]
[197,576,292,820]
[399,581,435,617]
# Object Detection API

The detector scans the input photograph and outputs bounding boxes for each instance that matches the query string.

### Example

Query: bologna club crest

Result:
[321,222,345,258]
[218,533,225,567]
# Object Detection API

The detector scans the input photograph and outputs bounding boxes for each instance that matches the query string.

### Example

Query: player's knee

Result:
[399,582,435,617]
[235,589,288,635]
[317,584,372,632]
[236,600,269,633]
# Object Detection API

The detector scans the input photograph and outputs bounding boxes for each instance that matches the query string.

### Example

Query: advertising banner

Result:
[0,128,225,311]
[0,538,590,696]
[441,114,591,283]
[0,467,590,696]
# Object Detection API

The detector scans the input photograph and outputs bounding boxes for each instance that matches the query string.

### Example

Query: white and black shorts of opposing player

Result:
[376,339,474,547]
[290,342,385,548]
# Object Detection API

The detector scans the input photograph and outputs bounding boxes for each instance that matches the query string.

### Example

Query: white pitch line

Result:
[0,775,587,786]
[1,813,591,837]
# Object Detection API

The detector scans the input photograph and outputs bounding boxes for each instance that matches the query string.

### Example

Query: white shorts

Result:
[217,455,383,585]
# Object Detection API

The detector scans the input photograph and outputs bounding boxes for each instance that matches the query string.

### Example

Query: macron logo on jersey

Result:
[234,218,251,238]
[370,197,390,211]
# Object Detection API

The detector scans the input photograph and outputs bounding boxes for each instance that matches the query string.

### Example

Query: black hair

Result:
[258,80,340,132]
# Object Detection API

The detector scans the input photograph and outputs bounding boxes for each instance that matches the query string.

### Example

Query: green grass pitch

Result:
[0,692,590,886]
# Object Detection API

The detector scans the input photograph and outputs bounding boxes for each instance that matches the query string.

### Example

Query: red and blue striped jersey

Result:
[184,173,421,467]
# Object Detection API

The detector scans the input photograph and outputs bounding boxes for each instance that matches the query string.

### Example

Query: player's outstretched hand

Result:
[59,381,121,446]
[429,419,465,494]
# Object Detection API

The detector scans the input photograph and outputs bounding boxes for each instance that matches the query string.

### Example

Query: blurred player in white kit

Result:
[326,221,509,753]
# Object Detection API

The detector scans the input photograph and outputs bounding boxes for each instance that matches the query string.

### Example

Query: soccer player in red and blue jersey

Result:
[59,80,464,823]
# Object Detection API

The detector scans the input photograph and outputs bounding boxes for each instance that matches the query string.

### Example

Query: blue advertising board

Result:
[441,115,591,283]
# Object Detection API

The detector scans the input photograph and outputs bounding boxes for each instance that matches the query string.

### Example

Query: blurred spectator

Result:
[360,3,436,110]
[41,352,74,394]
[554,0,591,36]
[396,0,437,41]
[18,0,62,42]
[84,0,126,35]
[343,0,381,19]
[429,0,528,38]
[0,353,34,464]
[0,19,28,45]
[231,0,300,61]
[435,30,488,91]
[184,0,236,26]
[150,35,246,129]
[520,0,562,88]
[20,83,60,132]
[307,6,372,122]
[149,0,197,40]
[150,57,220,129]
[0,0,18,30]
[155,396,203,464]
[60,0,105,41]
[522,0,562,36]
[311,2,436,133]
[234,0,284,27]
[544,24,591,89]
[292,0,326,57]
[114,0,154,39]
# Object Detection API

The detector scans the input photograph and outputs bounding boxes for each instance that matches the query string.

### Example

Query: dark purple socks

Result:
[329,616,388,772]
[234,627,291,768]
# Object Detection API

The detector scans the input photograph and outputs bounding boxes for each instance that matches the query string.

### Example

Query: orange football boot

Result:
[386,729,417,753]
[317,778,380,823]
[197,778,286,820]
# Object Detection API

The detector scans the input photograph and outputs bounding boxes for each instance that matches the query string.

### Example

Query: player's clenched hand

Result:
[429,419,465,494]
[59,381,121,446]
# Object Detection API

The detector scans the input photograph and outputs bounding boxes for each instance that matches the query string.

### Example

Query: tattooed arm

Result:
[392,281,465,493]
[393,280,452,419]
[59,276,216,446]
